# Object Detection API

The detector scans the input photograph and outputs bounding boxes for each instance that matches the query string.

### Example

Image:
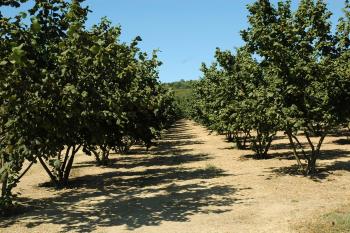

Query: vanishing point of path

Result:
[1,120,350,233]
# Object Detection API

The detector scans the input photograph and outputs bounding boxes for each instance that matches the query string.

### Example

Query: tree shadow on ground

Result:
[161,121,199,141]
[0,166,239,232]
[241,149,350,161]
[270,137,350,150]
[117,153,211,169]
[74,152,212,171]
[269,142,306,151]
[268,149,350,161]
[333,138,350,145]
[268,159,350,181]
[327,128,350,137]
[0,120,242,232]
[219,145,251,151]
[75,119,206,169]
[149,139,204,154]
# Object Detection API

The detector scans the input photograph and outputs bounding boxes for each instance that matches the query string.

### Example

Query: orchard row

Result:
[191,0,350,174]
[0,0,178,212]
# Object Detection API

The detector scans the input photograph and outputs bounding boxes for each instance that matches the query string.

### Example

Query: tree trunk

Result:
[92,146,109,166]
[306,152,317,175]
[62,145,81,186]
[0,157,10,207]
[242,131,250,148]
[62,153,75,186]
[92,149,101,165]
[236,139,243,150]
[286,131,304,171]
[59,147,71,181]
[38,156,58,185]
[226,132,233,142]
[1,172,8,198]
[262,135,273,158]
[252,130,274,160]
[304,132,326,176]
[100,145,109,165]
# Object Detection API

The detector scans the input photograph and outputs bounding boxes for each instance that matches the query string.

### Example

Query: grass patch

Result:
[174,88,193,98]
[303,207,350,233]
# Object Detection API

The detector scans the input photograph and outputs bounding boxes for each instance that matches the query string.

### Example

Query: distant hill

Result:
[163,79,197,98]
[163,80,197,118]
[164,79,197,90]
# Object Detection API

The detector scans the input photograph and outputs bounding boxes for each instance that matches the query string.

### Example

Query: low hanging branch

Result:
[14,157,37,183]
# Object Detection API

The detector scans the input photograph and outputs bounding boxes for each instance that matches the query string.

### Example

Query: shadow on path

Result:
[268,160,350,181]
[0,120,240,232]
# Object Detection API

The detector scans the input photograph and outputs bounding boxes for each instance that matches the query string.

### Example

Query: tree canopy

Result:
[192,0,350,173]
[0,0,177,212]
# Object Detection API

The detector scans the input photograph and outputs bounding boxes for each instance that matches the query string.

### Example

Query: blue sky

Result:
[2,1,347,82]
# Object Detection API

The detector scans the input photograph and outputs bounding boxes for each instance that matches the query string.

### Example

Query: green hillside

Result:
[164,80,197,118]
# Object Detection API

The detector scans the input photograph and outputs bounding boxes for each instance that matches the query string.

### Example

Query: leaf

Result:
[89,45,100,54]
[10,44,26,64]
[31,18,41,33]
[53,159,61,169]
[0,164,9,176]
[19,11,27,18]
[6,145,14,154]
[81,91,88,98]
[0,60,8,66]
[97,39,104,46]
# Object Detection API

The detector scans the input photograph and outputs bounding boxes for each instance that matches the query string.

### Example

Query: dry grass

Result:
[298,206,350,233]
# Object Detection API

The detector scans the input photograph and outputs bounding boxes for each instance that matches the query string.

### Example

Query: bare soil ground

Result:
[1,120,350,233]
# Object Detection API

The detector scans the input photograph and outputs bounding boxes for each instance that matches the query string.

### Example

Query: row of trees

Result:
[0,0,178,212]
[192,0,350,174]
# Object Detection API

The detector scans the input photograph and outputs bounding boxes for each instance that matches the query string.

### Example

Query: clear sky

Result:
[1,1,347,82]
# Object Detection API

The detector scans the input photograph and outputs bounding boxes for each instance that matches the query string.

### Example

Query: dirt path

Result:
[1,120,350,233]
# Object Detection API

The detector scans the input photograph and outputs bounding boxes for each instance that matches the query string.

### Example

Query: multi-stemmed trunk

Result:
[251,129,275,159]
[117,136,135,154]
[92,145,110,166]
[227,130,251,149]
[226,132,234,142]
[286,129,326,175]
[236,130,250,149]
[38,145,81,187]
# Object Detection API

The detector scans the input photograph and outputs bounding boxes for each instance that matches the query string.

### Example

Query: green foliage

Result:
[1,0,71,210]
[165,79,197,90]
[193,0,350,167]
[192,48,279,158]
[164,79,197,118]
[242,0,350,174]
[0,0,177,212]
